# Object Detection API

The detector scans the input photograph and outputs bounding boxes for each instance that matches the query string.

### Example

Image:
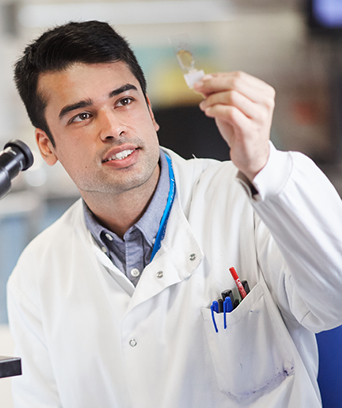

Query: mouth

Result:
[102,149,136,163]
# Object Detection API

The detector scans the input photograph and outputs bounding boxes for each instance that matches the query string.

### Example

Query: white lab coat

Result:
[7,144,342,408]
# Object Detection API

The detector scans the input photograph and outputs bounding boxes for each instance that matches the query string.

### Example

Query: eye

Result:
[70,112,92,124]
[116,97,133,107]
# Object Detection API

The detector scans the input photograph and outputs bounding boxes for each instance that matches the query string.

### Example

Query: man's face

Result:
[36,61,160,199]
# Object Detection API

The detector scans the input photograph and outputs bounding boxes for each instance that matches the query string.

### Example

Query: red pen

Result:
[229,267,247,299]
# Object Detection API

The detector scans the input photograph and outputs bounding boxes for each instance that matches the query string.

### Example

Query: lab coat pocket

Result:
[202,283,295,400]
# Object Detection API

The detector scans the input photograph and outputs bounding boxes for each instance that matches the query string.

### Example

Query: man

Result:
[7,20,342,408]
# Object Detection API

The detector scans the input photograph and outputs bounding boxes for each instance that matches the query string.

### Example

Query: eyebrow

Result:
[59,99,92,120]
[109,83,138,99]
[58,83,139,120]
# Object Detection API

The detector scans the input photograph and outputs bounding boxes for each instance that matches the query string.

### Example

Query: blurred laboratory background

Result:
[0,0,342,406]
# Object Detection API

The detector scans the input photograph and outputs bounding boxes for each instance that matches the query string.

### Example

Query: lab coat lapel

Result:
[125,193,204,314]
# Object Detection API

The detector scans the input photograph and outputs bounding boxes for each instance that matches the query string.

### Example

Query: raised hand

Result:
[194,72,276,182]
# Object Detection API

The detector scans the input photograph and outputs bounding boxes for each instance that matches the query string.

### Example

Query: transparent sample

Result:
[177,49,195,72]
[170,33,205,89]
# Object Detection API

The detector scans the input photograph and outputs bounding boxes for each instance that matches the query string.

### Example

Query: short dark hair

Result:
[14,21,147,146]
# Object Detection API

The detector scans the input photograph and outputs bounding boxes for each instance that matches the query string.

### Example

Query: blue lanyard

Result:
[150,154,176,261]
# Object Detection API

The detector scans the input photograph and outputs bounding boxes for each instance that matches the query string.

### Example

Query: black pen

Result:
[218,298,223,313]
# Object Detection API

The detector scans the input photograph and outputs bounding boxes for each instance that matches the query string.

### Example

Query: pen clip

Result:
[211,301,219,333]
[223,297,233,329]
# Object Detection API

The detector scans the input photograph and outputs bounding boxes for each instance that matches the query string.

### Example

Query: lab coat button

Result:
[130,268,140,277]
[189,253,196,261]
[156,271,163,278]
[129,339,137,347]
[101,246,107,253]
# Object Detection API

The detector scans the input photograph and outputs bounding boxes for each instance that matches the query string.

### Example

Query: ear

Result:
[35,128,58,166]
[146,95,160,132]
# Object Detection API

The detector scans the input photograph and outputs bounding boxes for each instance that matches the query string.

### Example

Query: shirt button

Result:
[156,271,163,278]
[105,233,113,241]
[129,339,137,347]
[130,268,140,278]
[189,253,196,261]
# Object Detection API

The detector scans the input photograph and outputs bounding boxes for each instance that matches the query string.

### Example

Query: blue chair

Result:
[316,325,342,407]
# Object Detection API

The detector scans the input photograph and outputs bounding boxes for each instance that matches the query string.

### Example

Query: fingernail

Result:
[202,74,213,80]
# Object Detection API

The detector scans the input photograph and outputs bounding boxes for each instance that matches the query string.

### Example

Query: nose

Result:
[98,109,126,141]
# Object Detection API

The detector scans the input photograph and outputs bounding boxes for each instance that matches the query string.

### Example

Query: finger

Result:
[196,72,275,97]
[199,90,265,122]
[194,72,275,104]
[203,103,251,133]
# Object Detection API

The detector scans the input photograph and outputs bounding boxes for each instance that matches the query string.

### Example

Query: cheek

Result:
[134,110,157,131]
[57,149,87,174]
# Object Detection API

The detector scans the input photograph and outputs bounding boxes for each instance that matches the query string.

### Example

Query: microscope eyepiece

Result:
[0,139,34,200]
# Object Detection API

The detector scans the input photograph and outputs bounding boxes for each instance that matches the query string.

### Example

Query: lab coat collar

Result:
[77,150,205,312]
[90,189,204,314]
[129,190,203,312]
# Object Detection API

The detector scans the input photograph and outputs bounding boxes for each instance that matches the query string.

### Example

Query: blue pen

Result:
[223,297,233,329]
[211,301,219,333]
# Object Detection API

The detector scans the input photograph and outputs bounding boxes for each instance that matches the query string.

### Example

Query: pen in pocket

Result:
[242,280,250,295]
[229,267,247,299]
[211,296,233,332]
[210,268,250,332]
[223,296,233,329]
[221,289,239,310]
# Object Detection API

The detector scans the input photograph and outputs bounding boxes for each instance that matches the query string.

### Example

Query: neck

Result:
[82,166,160,239]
